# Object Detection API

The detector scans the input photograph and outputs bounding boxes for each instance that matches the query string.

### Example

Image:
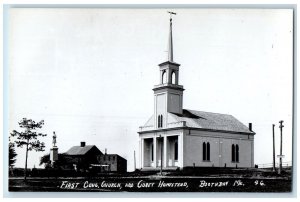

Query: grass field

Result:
[9,172,292,192]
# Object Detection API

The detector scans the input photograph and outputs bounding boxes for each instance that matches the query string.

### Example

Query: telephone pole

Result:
[278,120,284,174]
[134,150,136,171]
[272,124,276,172]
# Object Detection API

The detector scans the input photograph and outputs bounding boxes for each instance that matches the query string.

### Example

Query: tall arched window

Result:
[157,115,163,128]
[232,144,239,162]
[236,145,239,162]
[157,115,161,128]
[203,142,210,161]
[171,71,176,84]
[174,141,178,161]
[207,142,210,161]
[162,70,167,84]
[203,142,207,161]
[232,144,236,162]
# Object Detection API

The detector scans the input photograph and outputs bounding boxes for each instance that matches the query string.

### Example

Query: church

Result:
[138,14,255,170]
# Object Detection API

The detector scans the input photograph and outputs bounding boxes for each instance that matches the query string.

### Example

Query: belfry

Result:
[138,13,255,170]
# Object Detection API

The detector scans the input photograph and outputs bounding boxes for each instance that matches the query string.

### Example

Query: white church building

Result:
[138,14,255,170]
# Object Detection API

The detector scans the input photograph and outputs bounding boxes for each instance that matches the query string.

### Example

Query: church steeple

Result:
[168,11,175,62]
[153,12,184,128]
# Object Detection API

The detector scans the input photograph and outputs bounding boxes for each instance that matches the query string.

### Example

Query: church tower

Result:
[153,12,184,129]
[139,12,255,170]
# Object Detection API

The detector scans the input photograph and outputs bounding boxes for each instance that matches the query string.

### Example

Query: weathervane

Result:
[168,11,177,21]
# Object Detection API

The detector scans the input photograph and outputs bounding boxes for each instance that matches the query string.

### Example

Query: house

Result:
[63,142,103,171]
[95,153,127,173]
[138,15,255,170]
[55,142,127,173]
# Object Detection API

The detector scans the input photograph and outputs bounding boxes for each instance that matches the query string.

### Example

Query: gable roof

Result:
[141,109,254,134]
[100,154,127,161]
[171,109,253,134]
[65,145,101,156]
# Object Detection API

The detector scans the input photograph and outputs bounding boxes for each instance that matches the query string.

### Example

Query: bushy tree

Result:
[11,118,47,181]
[39,153,51,168]
[40,153,68,169]
[9,136,17,174]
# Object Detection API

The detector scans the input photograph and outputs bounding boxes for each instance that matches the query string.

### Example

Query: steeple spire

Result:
[168,11,176,62]
[154,11,184,117]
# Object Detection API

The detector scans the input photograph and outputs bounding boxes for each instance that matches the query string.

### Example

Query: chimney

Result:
[249,123,252,131]
[105,148,107,155]
[80,142,86,147]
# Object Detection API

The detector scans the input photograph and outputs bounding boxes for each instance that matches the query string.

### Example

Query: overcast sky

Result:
[7,8,293,171]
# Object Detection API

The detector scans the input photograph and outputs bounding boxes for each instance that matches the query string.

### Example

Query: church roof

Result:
[65,145,100,156]
[140,109,254,134]
[170,109,253,134]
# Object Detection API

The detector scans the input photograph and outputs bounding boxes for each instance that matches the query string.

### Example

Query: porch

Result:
[141,135,180,169]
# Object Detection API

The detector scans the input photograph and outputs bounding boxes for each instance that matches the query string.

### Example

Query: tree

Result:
[9,137,17,177]
[40,153,68,169]
[11,118,47,181]
[40,153,51,168]
[9,137,17,168]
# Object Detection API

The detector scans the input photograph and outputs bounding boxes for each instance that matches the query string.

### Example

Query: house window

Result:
[203,142,210,161]
[174,141,178,161]
[232,144,239,162]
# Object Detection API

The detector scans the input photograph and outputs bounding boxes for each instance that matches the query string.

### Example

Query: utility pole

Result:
[134,150,136,171]
[159,135,163,175]
[272,124,276,172]
[278,120,284,174]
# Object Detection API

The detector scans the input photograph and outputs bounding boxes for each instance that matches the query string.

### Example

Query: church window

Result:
[207,142,210,161]
[162,70,167,84]
[158,115,161,128]
[236,144,239,162]
[203,142,207,161]
[171,71,176,84]
[232,144,235,162]
[174,140,178,161]
[158,115,163,128]
[232,144,239,162]
[203,142,210,161]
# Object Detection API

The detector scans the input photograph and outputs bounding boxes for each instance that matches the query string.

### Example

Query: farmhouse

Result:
[49,141,127,173]
[138,15,255,170]
[63,141,103,171]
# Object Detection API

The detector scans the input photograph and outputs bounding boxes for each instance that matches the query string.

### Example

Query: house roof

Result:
[172,109,253,134]
[65,145,99,156]
[101,154,127,161]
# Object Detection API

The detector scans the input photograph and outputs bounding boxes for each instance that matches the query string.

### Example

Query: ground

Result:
[8,168,292,192]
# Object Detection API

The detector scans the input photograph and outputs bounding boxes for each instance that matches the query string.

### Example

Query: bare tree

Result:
[11,118,47,181]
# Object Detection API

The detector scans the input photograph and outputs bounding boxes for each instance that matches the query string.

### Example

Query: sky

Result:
[7,8,293,171]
